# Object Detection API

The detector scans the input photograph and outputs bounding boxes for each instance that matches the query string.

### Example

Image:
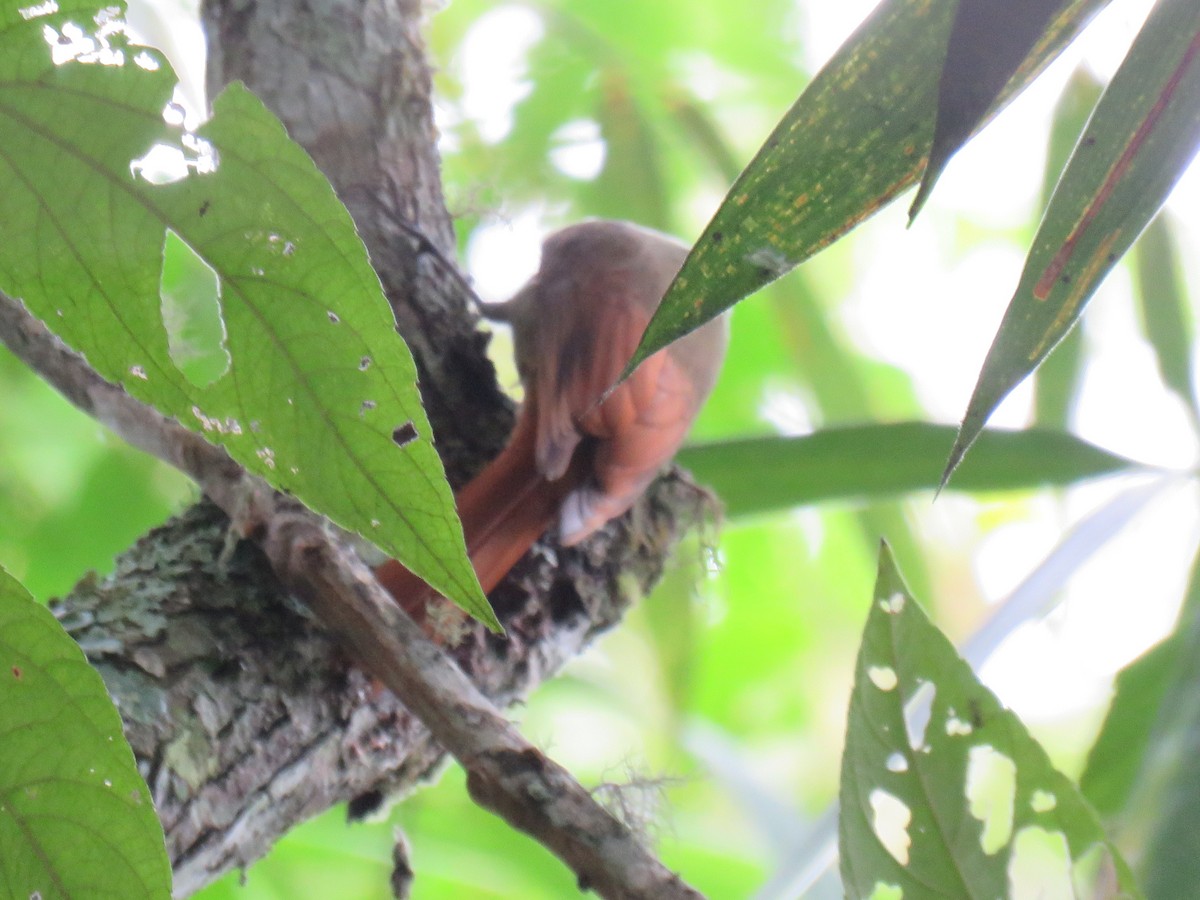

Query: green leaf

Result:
[839,544,1141,898]
[0,564,170,899]
[1032,68,1104,429]
[947,0,1200,480]
[909,0,1073,220]
[676,422,1137,517]
[593,70,671,230]
[625,0,1108,376]
[0,2,495,627]
[1080,545,1200,895]
[1080,633,1181,819]
[1132,214,1198,426]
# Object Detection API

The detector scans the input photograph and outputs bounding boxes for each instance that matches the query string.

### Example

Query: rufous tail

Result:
[374,405,583,612]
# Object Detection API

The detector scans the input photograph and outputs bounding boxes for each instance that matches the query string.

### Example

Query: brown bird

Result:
[376,219,728,609]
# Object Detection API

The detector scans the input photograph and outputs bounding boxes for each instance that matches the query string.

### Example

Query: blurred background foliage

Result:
[5,0,1198,896]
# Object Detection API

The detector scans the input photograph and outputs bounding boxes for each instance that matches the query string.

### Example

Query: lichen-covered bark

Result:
[38,0,713,894]
[58,475,705,894]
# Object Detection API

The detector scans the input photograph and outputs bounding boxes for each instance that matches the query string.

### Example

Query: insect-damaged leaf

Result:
[0,1,496,628]
[839,544,1141,898]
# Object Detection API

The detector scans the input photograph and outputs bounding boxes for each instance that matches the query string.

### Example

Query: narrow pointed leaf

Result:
[1033,69,1104,428]
[0,565,171,899]
[948,0,1200,480]
[625,0,1108,377]
[1132,214,1198,423]
[0,1,494,627]
[839,544,1140,898]
[909,0,1072,220]
[594,71,670,229]
[676,423,1136,517]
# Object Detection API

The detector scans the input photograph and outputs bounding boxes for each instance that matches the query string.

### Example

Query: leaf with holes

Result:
[839,544,1140,898]
[947,0,1200,479]
[0,565,170,899]
[0,1,494,627]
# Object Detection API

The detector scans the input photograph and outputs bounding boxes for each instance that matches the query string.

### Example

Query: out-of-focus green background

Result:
[6,0,1196,897]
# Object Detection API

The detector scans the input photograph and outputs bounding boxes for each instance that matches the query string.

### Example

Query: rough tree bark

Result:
[30,0,712,895]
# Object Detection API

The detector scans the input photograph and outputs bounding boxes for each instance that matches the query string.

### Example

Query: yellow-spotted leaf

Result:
[625,0,1108,376]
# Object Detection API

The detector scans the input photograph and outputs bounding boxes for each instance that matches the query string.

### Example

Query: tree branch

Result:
[268,503,704,900]
[0,0,717,895]
[0,293,705,893]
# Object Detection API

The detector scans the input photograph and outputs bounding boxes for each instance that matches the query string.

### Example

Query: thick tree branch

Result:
[1,0,717,895]
[0,193,707,900]
[269,508,703,900]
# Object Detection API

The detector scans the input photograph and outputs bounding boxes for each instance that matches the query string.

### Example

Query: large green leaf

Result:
[839,544,1140,898]
[0,565,170,899]
[948,0,1200,478]
[677,422,1136,517]
[0,1,494,627]
[625,0,1108,375]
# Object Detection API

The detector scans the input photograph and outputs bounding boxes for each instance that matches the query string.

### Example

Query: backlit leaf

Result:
[947,0,1200,480]
[839,544,1140,898]
[909,0,1074,219]
[626,0,1108,376]
[677,423,1136,517]
[0,1,494,627]
[0,564,170,899]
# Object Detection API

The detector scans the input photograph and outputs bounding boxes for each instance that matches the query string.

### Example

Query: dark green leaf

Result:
[0,565,170,899]
[625,0,1108,376]
[677,422,1137,517]
[948,0,1200,481]
[839,544,1140,898]
[909,0,1075,219]
[0,2,494,627]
